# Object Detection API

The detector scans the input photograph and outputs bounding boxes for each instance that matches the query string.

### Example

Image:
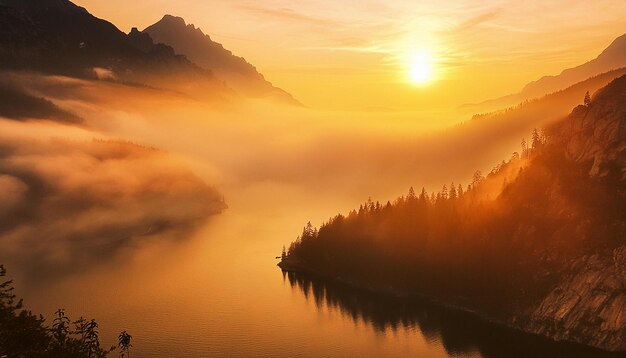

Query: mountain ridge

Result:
[143,14,300,104]
[0,0,302,103]
[462,33,626,113]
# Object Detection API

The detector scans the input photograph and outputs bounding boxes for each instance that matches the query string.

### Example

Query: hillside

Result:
[523,34,626,98]
[143,15,298,104]
[459,67,626,152]
[281,75,626,352]
[464,33,626,112]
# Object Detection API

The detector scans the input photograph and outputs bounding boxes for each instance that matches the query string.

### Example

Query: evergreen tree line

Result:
[284,127,624,316]
[0,265,132,358]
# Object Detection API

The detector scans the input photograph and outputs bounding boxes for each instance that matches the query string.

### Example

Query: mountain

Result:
[281,75,626,352]
[143,15,299,104]
[523,34,626,98]
[463,33,626,113]
[0,0,227,97]
[461,67,626,152]
[0,81,81,123]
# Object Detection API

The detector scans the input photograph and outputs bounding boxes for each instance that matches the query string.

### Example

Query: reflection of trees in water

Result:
[285,271,623,358]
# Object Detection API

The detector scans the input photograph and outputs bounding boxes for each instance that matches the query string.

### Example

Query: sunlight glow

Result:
[408,50,435,86]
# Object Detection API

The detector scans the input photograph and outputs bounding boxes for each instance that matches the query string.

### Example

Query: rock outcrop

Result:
[554,78,626,181]
[522,248,626,351]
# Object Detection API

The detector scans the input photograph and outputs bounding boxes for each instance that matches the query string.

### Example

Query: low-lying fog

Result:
[0,71,563,355]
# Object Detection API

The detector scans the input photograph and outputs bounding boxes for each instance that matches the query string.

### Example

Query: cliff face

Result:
[555,83,626,181]
[521,248,626,351]
[510,77,626,351]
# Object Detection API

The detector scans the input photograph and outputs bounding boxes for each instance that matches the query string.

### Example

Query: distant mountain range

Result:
[0,0,297,104]
[463,33,626,112]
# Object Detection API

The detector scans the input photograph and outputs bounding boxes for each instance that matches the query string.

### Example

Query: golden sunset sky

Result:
[75,0,626,110]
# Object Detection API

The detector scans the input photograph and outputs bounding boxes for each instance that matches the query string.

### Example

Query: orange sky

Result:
[74,0,626,110]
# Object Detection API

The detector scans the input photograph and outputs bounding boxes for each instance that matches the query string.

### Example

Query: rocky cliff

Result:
[522,248,626,352]
[512,76,626,351]
[555,80,626,181]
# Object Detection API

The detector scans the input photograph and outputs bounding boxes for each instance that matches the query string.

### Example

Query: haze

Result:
[75,0,626,110]
[1,0,625,356]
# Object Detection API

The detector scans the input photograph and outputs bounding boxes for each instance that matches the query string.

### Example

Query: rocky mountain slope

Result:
[523,34,626,99]
[464,33,626,113]
[143,15,298,103]
[0,0,200,78]
[514,76,626,351]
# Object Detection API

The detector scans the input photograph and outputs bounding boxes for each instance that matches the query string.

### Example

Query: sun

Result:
[408,50,435,85]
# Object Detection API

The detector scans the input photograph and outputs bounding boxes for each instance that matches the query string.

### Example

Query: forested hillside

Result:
[281,75,626,352]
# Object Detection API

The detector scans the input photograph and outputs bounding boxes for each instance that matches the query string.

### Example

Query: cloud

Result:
[0,130,226,276]
[452,9,502,34]
[236,5,337,27]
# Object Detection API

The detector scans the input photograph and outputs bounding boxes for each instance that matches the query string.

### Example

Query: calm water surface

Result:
[18,184,619,358]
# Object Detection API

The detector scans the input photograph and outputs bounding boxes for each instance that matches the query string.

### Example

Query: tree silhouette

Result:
[1,265,125,357]
[51,308,71,352]
[531,128,542,152]
[408,186,416,200]
[449,182,457,200]
[584,91,591,106]
[118,331,132,358]
[471,170,483,189]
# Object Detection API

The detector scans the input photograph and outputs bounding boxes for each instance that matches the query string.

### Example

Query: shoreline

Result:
[278,259,625,355]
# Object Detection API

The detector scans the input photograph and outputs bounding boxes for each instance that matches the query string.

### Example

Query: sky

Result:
[74,0,626,110]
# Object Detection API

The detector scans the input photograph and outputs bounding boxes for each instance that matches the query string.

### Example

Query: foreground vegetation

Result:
[0,265,132,357]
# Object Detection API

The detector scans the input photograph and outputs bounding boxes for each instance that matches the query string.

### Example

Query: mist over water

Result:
[0,74,590,357]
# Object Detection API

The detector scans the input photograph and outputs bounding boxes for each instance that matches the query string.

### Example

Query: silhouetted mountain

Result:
[282,75,626,352]
[464,33,626,112]
[143,15,299,104]
[0,81,82,123]
[524,34,626,97]
[460,67,626,154]
[0,0,227,96]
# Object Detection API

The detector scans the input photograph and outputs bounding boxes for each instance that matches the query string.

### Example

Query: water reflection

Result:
[284,270,623,358]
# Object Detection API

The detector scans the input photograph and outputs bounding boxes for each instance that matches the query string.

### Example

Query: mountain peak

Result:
[598,33,626,59]
[158,14,187,27]
[143,15,299,104]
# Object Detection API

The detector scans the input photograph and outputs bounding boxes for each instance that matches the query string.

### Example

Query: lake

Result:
[7,103,620,358]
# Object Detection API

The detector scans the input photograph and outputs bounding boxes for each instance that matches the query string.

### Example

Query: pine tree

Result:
[531,128,542,152]
[584,91,591,106]
[449,182,457,200]
[471,170,483,189]
[419,187,428,201]
[408,186,416,200]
